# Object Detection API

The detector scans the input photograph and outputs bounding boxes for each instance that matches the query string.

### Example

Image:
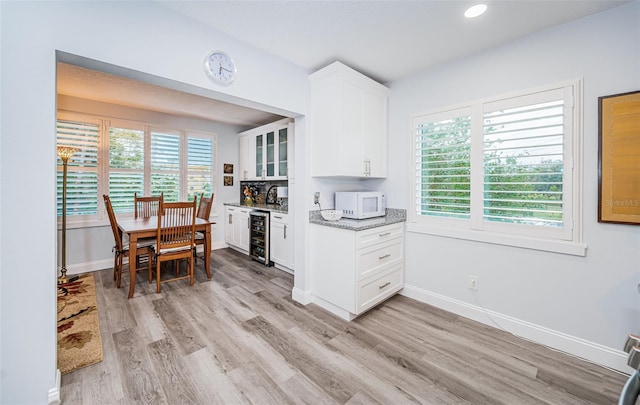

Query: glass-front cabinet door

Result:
[255,134,263,178]
[278,128,288,177]
[239,118,292,181]
[266,131,275,177]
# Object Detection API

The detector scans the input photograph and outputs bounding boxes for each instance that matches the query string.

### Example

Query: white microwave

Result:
[335,191,386,219]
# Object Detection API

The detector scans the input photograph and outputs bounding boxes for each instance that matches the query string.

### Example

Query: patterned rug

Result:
[57,273,103,374]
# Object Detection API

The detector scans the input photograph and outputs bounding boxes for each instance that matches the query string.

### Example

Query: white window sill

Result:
[406,223,587,256]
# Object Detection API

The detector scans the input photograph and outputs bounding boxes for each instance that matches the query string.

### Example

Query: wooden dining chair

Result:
[151,198,197,293]
[134,193,162,219]
[103,195,155,289]
[194,193,214,264]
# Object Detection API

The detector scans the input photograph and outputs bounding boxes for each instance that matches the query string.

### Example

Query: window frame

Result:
[408,79,586,256]
[57,112,217,229]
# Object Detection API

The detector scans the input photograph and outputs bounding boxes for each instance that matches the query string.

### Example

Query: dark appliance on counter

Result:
[249,210,271,266]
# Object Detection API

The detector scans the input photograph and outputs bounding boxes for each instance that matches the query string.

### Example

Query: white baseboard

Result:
[309,295,357,321]
[273,263,294,274]
[292,287,312,305]
[48,369,61,405]
[400,285,630,374]
[65,259,112,275]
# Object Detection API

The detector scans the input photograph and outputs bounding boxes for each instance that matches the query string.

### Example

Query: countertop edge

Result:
[223,202,289,214]
[309,208,406,231]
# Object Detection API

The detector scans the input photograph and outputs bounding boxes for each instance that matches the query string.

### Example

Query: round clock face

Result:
[204,51,236,85]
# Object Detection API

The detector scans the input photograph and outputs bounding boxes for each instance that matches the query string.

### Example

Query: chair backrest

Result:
[134,193,162,219]
[103,194,123,251]
[156,198,197,252]
[197,193,214,220]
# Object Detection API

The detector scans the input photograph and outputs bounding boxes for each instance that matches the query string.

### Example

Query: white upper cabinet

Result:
[239,118,293,181]
[310,62,389,178]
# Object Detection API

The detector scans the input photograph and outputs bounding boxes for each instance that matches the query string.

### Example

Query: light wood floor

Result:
[61,248,628,404]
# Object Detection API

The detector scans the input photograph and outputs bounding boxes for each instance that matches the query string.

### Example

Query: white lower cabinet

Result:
[224,206,250,252]
[270,213,293,270]
[310,222,404,320]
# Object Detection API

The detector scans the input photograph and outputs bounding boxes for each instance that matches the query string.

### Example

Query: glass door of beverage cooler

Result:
[249,211,271,266]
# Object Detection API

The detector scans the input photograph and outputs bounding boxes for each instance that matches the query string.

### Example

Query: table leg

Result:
[204,223,212,279]
[128,234,137,298]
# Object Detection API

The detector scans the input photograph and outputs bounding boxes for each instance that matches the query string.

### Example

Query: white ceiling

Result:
[159,0,630,84]
[57,63,283,127]
[59,0,630,125]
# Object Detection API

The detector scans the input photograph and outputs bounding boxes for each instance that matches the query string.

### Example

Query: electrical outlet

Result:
[314,192,320,205]
[468,275,478,291]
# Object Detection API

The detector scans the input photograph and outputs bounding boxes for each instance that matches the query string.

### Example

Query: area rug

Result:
[57,273,103,374]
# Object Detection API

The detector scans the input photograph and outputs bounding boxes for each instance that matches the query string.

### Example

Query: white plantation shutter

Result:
[109,126,144,213]
[187,135,214,203]
[151,130,180,202]
[57,114,217,224]
[414,108,472,219]
[412,81,580,250]
[483,89,566,228]
[57,120,100,217]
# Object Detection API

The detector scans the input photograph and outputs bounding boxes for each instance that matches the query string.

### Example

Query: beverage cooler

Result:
[249,210,271,266]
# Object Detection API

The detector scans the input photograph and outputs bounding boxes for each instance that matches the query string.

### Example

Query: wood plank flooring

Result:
[60,248,628,404]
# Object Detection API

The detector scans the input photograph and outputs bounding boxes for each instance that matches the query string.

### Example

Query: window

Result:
[109,124,145,213]
[150,129,181,201]
[57,113,216,226]
[187,136,214,201]
[56,119,100,218]
[415,108,472,220]
[411,81,584,255]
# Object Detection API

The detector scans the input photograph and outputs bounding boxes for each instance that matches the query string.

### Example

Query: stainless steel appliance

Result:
[249,210,271,265]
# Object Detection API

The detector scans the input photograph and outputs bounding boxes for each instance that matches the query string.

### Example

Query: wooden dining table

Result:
[117,216,214,298]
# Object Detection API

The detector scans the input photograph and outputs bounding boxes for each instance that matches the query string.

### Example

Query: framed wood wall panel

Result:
[598,90,640,224]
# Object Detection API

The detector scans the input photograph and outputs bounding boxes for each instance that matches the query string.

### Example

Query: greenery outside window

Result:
[109,123,145,213]
[411,80,584,255]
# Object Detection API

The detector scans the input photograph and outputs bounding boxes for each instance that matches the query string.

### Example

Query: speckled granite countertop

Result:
[309,208,406,231]
[223,202,288,214]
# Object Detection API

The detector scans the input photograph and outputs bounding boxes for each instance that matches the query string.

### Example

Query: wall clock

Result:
[204,50,237,86]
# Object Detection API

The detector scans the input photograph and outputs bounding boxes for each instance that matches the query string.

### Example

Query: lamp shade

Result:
[57,145,80,161]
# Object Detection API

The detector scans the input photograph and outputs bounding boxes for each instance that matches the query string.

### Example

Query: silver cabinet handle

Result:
[379,232,391,237]
[284,224,287,239]
[273,215,282,219]
[378,254,391,260]
[229,214,233,224]
[379,281,391,289]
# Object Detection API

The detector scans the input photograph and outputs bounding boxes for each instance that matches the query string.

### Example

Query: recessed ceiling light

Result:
[465,4,487,18]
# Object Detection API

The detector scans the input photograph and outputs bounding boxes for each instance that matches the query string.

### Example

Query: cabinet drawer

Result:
[271,213,288,224]
[356,265,403,314]
[357,239,403,280]
[356,223,404,249]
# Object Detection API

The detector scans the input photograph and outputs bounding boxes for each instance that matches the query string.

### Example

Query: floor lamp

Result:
[57,145,79,285]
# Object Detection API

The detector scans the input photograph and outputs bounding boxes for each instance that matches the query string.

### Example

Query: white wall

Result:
[57,95,248,274]
[386,2,640,372]
[0,2,308,403]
